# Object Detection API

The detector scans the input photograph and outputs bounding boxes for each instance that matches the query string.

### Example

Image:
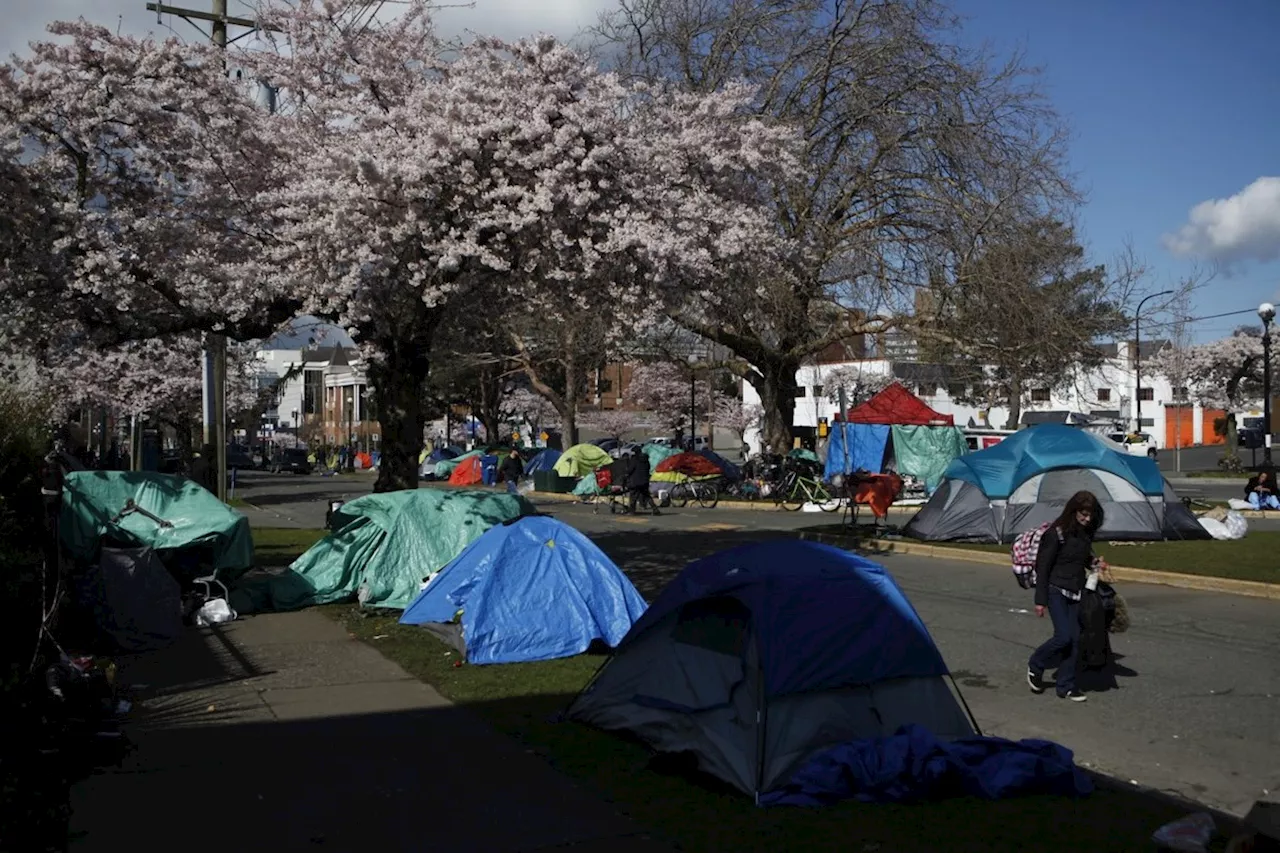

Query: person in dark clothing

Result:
[40,442,67,571]
[499,449,524,495]
[1244,470,1280,510]
[189,444,219,494]
[1027,490,1104,703]
[625,450,658,515]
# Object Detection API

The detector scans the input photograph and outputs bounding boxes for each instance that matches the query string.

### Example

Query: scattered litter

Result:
[115,699,132,714]
[1008,608,1029,614]
[194,598,236,626]
[206,705,217,713]
[371,634,389,640]
[1151,811,1215,853]
[451,660,463,668]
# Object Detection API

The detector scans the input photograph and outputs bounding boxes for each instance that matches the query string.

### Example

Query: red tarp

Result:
[654,452,724,477]
[448,456,484,486]
[846,382,954,426]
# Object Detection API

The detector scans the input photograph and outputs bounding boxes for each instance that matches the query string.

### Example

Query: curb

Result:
[529,491,921,514]
[796,532,1280,601]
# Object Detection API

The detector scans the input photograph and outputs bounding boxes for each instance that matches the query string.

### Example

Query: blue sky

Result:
[950,0,1280,341]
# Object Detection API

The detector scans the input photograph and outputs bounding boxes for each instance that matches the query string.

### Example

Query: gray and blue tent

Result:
[904,425,1209,543]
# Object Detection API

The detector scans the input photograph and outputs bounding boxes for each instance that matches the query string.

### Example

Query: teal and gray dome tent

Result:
[904,425,1209,543]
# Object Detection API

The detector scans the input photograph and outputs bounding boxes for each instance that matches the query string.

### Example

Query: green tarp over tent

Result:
[640,443,680,470]
[434,449,484,479]
[890,425,969,492]
[60,471,255,576]
[554,443,614,477]
[235,489,535,612]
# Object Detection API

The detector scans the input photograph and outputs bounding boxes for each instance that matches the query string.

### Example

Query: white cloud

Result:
[1164,176,1280,265]
[1,1,613,62]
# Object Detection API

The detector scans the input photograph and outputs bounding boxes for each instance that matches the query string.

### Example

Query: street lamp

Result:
[1133,290,1173,435]
[687,353,698,451]
[1260,302,1275,464]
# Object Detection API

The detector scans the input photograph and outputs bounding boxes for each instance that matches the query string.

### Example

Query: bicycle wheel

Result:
[670,484,690,508]
[814,484,842,512]
[696,483,719,509]
[780,480,806,511]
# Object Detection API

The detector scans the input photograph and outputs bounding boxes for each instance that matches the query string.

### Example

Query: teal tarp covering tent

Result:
[890,425,969,492]
[640,443,680,470]
[234,489,535,612]
[60,471,254,577]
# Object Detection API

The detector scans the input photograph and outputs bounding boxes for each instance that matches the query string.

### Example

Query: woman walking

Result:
[1027,491,1104,703]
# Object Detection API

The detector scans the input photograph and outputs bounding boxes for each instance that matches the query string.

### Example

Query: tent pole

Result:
[947,673,984,737]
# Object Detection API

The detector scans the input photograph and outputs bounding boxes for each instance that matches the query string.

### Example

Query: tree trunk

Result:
[562,331,580,447]
[1225,412,1240,461]
[367,339,431,493]
[1004,375,1024,430]
[756,357,800,453]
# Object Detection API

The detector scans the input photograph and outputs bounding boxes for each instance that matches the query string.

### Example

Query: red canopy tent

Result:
[845,382,954,426]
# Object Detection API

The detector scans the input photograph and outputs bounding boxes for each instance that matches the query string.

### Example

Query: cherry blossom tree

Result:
[628,362,731,435]
[581,408,642,441]
[821,366,895,410]
[1150,327,1267,463]
[713,399,761,448]
[500,386,561,438]
[242,3,796,489]
[0,22,298,352]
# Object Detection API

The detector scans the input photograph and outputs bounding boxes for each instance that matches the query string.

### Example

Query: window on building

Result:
[812,384,824,398]
[1138,387,1154,401]
[947,383,966,399]
[1139,418,1154,428]
[1096,388,1111,402]
[794,387,807,398]
[1173,386,1189,400]
[1030,388,1051,403]
[916,384,935,397]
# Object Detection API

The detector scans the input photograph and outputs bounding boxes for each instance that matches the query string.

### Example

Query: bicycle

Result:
[668,477,720,509]
[775,469,841,512]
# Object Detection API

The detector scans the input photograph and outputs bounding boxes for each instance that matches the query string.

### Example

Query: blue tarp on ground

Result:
[524,449,562,474]
[762,724,1093,806]
[824,423,891,480]
[944,424,1164,499]
[625,540,947,697]
[399,516,648,665]
[697,449,741,481]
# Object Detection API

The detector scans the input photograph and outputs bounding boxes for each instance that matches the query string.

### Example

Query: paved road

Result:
[231,471,1280,814]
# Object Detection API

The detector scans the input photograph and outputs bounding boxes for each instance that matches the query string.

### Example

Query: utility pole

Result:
[146,1,272,501]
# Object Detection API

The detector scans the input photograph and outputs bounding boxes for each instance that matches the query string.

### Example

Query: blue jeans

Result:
[1029,590,1080,696]
[505,480,518,495]
[1248,492,1280,510]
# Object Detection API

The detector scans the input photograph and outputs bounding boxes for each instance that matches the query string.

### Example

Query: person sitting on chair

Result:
[1244,469,1280,510]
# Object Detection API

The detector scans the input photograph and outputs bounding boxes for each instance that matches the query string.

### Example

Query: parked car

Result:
[270,448,313,474]
[1239,427,1265,450]
[225,445,257,470]
[1108,431,1158,459]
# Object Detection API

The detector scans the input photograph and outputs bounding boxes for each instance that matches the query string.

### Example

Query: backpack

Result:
[1011,522,1062,589]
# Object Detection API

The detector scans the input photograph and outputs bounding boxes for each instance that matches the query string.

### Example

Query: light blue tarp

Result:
[624,540,947,697]
[399,516,648,664]
[524,449,562,474]
[943,424,1164,499]
[640,443,680,470]
[761,724,1093,806]
[824,423,891,480]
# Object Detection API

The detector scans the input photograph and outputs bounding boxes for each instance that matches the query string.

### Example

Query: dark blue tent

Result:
[697,448,741,481]
[399,516,647,665]
[428,446,460,464]
[524,448,562,474]
[570,540,1090,803]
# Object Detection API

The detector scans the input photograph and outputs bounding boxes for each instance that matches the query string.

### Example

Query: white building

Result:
[742,340,1230,454]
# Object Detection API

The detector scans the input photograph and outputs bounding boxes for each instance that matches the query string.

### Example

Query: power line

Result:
[1139,308,1259,334]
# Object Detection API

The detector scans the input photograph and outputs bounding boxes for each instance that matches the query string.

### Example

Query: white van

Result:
[1108,431,1158,459]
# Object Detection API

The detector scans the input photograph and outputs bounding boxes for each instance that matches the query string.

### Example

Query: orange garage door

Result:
[1165,406,1195,449]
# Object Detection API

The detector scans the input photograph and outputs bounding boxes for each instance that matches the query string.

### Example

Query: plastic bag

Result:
[1152,812,1216,853]
[1222,510,1248,539]
[195,598,237,626]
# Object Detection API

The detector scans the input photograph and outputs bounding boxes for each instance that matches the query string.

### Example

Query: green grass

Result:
[1180,470,1250,479]
[322,605,1210,853]
[815,528,1280,586]
[252,527,327,566]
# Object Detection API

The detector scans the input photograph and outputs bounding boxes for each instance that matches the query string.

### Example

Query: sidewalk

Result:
[69,611,670,853]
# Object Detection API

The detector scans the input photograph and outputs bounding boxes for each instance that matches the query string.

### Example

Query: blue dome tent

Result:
[524,448,562,474]
[399,516,647,665]
[569,540,978,797]
[697,448,741,481]
[904,425,1209,543]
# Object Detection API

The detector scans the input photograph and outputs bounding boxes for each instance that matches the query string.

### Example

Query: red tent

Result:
[448,456,484,486]
[845,382,954,426]
[654,452,723,478]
